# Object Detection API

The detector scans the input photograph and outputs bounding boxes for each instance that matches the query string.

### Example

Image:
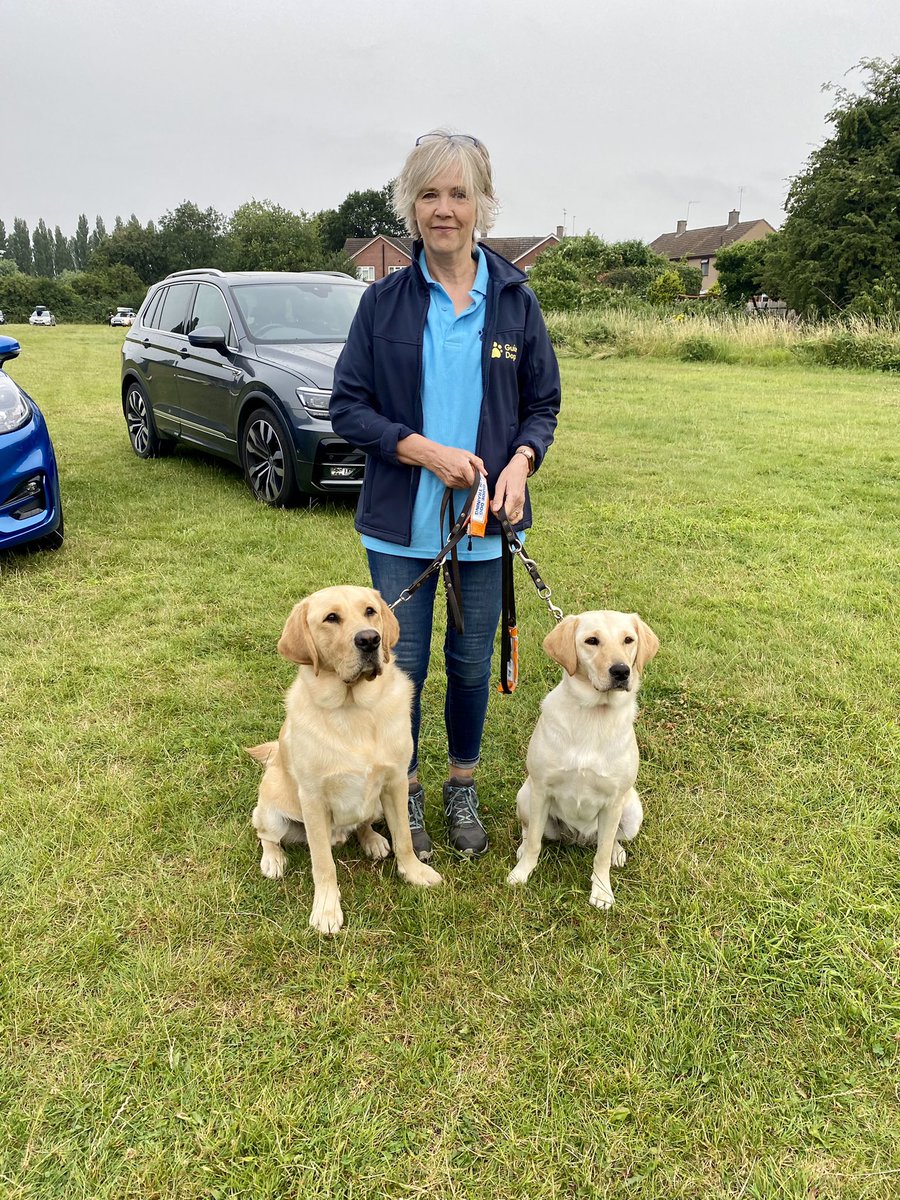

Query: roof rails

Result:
[165,268,226,279]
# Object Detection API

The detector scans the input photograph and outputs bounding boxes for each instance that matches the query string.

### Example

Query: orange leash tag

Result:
[469,474,489,538]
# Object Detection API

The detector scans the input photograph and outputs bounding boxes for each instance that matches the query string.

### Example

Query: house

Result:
[649,211,776,294]
[344,229,563,282]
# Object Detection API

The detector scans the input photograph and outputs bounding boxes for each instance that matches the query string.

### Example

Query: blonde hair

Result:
[392,130,500,240]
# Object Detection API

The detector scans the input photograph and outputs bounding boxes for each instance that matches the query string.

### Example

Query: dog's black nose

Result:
[354,629,381,653]
[609,662,631,683]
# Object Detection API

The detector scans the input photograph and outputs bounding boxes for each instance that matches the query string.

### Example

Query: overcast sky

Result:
[5,0,899,244]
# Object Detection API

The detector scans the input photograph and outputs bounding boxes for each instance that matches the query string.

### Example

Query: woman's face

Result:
[415,169,477,260]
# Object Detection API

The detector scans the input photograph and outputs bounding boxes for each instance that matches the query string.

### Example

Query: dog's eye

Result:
[624,636,635,644]
[365,606,377,617]
[324,612,341,624]
[585,636,600,646]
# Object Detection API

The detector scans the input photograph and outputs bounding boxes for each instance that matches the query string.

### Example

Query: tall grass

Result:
[545,307,900,370]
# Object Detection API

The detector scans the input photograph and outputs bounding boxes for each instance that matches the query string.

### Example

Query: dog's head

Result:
[543,611,659,700]
[277,585,401,685]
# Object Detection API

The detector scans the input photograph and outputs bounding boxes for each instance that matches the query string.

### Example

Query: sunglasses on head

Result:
[415,133,481,148]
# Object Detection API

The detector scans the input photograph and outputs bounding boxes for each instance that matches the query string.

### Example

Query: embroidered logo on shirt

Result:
[492,341,518,361]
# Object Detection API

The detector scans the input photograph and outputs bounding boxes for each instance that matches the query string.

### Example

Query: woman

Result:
[330,130,561,861]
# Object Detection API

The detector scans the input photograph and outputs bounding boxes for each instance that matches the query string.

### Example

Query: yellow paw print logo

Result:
[491,341,503,358]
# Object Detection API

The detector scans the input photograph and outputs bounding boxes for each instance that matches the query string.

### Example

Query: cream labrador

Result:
[249,585,442,934]
[507,611,659,910]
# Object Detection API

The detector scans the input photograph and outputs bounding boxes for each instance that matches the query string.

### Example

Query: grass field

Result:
[1,325,898,1199]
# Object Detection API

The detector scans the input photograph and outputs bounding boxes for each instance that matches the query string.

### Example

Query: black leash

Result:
[387,484,566,695]
[496,505,564,694]
[388,477,481,632]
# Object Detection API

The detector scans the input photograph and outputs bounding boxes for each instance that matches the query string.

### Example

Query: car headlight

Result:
[296,387,332,418]
[0,375,30,434]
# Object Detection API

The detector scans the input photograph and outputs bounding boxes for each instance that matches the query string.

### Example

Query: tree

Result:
[528,234,672,310]
[72,214,90,271]
[91,215,166,284]
[713,238,775,307]
[54,225,73,275]
[319,184,406,253]
[9,218,33,274]
[32,220,55,277]
[765,56,900,315]
[157,201,227,274]
[0,219,7,259]
[90,216,108,256]
[227,200,352,273]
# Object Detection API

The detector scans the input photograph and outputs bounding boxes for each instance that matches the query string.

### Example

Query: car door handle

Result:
[179,347,189,358]
[142,338,151,348]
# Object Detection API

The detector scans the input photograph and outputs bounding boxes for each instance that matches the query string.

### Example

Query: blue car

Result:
[0,335,64,551]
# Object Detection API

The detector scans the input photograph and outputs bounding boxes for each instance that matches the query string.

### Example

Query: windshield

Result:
[230,281,364,344]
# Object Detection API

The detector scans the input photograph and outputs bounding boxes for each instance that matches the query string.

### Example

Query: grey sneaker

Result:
[407,782,433,863]
[443,777,488,858]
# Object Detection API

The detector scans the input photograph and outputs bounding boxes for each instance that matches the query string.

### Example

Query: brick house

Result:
[649,211,776,294]
[344,231,563,282]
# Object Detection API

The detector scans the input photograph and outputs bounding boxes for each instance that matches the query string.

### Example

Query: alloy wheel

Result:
[126,387,150,455]
[244,417,286,503]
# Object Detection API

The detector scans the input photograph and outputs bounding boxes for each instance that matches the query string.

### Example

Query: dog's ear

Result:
[377,593,400,663]
[277,600,319,673]
[543,616,579,675]
[632,615,660,676]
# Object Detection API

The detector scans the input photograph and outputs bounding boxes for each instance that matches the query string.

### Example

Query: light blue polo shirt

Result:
[362,245,503,561]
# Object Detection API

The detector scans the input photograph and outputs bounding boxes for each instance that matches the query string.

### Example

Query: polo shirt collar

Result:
[418,244,488,300]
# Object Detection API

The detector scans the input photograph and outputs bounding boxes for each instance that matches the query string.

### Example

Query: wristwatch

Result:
[514,445,535,475]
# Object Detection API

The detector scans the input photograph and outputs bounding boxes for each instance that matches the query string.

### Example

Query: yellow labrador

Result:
[507,611,659,910]
[249,585,441,934]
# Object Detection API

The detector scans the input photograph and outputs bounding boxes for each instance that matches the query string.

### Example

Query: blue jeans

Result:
[367,550,503,777]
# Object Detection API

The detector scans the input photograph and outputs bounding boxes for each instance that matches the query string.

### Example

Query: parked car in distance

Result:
[29,306,56,326]
[110,306,136,327]
[0,335,64,551]
[121,268,368,505]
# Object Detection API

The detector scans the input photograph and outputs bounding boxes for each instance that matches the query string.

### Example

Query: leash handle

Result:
[388,477,481,615]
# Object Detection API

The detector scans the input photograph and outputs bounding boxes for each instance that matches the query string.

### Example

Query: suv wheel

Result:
[125,380,173,458]
[242,407,299,506]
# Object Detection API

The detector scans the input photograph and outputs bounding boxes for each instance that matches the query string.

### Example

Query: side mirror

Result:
[0,335,21,366]
[188,325,229,353]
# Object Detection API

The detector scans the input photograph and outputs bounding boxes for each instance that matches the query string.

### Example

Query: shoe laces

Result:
[408,786,426,831]
[445,780,481,827]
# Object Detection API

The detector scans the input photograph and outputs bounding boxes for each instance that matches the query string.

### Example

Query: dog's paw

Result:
[611,841,627,869]
[507,862,533,886]
[259,845,286,879]
[399,859,442,887]
[589,881,616,911]
[358,829,391,861]
[310,891,344,935]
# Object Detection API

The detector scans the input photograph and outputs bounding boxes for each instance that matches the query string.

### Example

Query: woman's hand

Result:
[490,453,530,522]
[397,434,486,488]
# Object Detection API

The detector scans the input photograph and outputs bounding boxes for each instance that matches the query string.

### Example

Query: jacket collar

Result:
[409,239,527,290]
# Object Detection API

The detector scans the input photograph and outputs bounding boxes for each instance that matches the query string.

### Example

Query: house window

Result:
[700,258,710,278]
[357,265,375,282]
[387,264,406,274]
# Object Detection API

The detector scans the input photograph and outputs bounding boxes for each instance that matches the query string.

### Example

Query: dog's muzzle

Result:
[353,628,383,680]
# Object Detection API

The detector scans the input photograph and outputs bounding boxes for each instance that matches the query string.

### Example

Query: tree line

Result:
[0,186,405,322]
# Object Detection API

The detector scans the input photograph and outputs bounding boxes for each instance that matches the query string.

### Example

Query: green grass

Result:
[1,326,899,1199]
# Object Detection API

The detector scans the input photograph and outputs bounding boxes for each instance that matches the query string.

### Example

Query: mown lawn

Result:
[1,326,898,1199]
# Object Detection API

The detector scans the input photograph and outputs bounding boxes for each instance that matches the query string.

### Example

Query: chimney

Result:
[727,209,740,227]
[556,225,564,239]
[676,219,687,235]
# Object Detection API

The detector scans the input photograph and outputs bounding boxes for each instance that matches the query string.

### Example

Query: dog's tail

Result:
[245,741,278,767]
[617,788,644,842]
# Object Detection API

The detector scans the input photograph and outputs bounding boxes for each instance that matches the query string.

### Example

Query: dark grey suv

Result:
[120,268,367,504]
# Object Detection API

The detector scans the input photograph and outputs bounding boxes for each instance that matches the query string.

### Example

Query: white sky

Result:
[5,0,899,243]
